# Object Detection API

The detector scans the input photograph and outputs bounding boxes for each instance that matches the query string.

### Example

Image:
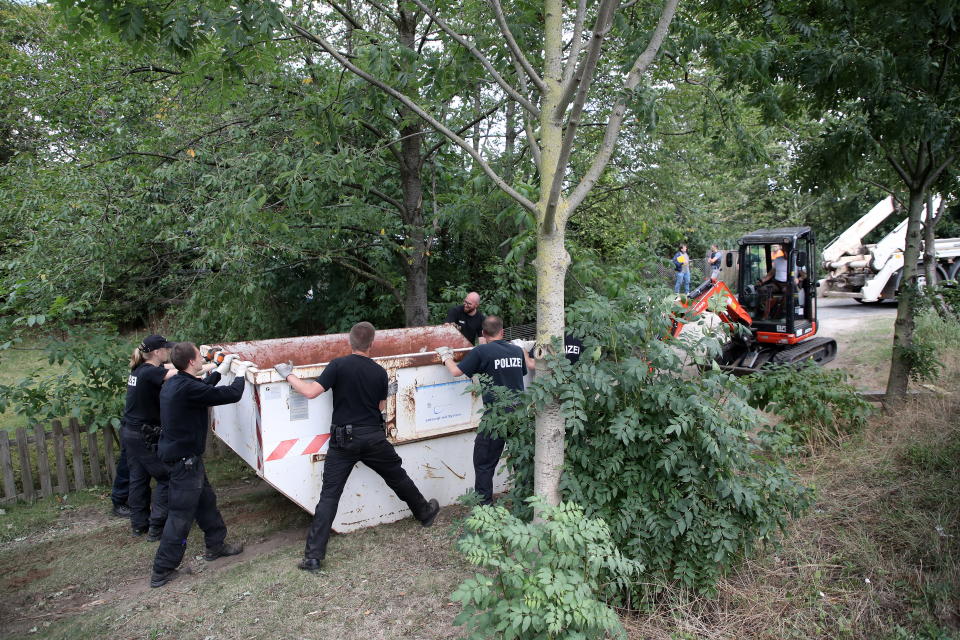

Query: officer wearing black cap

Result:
[122,334,177,539]
[273,321,440,573]
[150,341,246,588]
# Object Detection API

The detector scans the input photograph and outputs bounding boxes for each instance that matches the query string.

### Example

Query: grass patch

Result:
[828,315,895,390]
[623,379,960,639]
[0,338,68,433]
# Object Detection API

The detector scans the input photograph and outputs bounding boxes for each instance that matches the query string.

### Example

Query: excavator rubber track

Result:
[715,337,837,376]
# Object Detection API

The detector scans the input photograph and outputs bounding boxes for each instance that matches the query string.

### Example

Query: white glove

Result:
[436,346,454,363]
[234,361,252,380]
[216,353,238,375]
[274,361,294,378]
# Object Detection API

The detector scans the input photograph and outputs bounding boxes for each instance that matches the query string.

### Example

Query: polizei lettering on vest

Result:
[493,357,522,370]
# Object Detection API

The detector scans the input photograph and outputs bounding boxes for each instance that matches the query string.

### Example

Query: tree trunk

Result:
[397,12,429,327]
[922,192,938,286]
[532,0,568,509]
[533,224,569,507]
[885,187,926,402]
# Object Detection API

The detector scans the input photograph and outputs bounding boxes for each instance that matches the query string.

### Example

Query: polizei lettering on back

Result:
[565,345,581,355]
[493,357,523,370]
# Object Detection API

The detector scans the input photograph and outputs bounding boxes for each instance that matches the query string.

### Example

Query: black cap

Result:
[140,334,176,352]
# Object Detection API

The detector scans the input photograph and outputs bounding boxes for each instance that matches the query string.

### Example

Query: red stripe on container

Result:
[301,434,330,455]
[266,439,298,462]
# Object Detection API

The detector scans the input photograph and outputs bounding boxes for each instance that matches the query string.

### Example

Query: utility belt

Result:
[331,423,384,448]
[125,421,163,447]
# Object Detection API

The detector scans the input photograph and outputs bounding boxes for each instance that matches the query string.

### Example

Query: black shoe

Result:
[146,527,163,542]
[131,526,148,537]
[204,541,244,561]
[111,504,133,518]
[298,557,322,572]
[150,569,179,588]
[419,499,440,528]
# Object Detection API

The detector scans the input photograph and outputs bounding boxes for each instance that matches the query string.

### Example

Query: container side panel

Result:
[210,376,260,471]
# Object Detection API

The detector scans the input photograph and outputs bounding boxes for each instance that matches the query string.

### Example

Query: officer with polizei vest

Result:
[437,315,533,505]
[121,334,177,540]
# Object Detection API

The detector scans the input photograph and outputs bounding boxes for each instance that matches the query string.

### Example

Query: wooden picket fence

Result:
[0,419,118,505]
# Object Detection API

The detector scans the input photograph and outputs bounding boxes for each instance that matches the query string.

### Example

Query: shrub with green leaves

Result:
[0,326,132,431]
[453,498,636,640]
[483,287,811,597]
[746,362,873,449]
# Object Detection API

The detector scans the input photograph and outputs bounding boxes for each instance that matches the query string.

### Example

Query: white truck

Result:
[819,196,960,302]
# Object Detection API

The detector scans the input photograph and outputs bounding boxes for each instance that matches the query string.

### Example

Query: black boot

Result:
[146,526,163,542]
[131,526,148,537]
[204,541,244,561]
[418,499,440,528]
[150,569,179,588]
[298,557,322,572]
[111,504,132,518]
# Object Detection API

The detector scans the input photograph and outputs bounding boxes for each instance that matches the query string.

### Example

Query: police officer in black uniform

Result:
[274,321,440,573]
[150,342,246,588]
[445,291,485,345]
[438,315,532,505]
[122,334,177,539]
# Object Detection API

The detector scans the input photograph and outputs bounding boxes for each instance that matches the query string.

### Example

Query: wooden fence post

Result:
[68,419,86,491]
[0,436,16,502]
[87,428,102,486]
[51,421,69,494]
[15,427,34,502]
[103,427,116,482]
[34,424,53,498]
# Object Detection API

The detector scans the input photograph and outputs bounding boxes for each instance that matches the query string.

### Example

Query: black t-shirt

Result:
[527,335,584,365]
[445,305,485,345]
[457,340,527,406]
[316,354,388,426]
[124,363,168,426]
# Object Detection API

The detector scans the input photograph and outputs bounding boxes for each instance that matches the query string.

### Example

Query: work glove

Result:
[274,361,294,378]
[216,353,238,375]
[234,361,252,380]
[436,346,454,363]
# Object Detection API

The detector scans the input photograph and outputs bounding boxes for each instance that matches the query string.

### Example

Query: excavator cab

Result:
[737,227,819,344]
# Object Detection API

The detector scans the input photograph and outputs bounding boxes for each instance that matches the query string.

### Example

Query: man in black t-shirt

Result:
[438,315,532,505]
[275,322,440,573]
[445,291,485,345]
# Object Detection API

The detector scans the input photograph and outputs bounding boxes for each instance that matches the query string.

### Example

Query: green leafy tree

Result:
[709,0,960,401]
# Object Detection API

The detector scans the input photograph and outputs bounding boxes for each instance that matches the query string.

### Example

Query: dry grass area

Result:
[624,363,960,640]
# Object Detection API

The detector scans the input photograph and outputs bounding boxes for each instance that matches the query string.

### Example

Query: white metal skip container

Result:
[201,325,508,533]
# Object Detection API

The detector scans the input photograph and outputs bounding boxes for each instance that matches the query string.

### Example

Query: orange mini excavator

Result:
[672,226,837,374]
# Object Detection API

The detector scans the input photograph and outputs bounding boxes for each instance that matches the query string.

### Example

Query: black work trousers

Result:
[120,424,169,531]
[473,432,505,505]
[153,457,227,573]
[304,427,430,561]
[110,445,130,507]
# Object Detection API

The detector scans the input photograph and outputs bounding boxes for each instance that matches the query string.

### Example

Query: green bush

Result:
[745,362,873,449]
[483,287,812,597]
[452,498,635,640]
[0,326,131,431]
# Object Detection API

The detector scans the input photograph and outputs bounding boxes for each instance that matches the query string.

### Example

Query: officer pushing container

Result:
[437,315,532,505]
[273,321,441,573]
[122,334,177,540]
[150,342,247,588]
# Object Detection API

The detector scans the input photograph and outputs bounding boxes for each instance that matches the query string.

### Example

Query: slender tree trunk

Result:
[532,0,568,509]
[923,192,939,286]
[885,187,926,402]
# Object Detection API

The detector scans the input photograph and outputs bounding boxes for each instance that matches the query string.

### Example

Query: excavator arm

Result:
[670,280,753,338]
